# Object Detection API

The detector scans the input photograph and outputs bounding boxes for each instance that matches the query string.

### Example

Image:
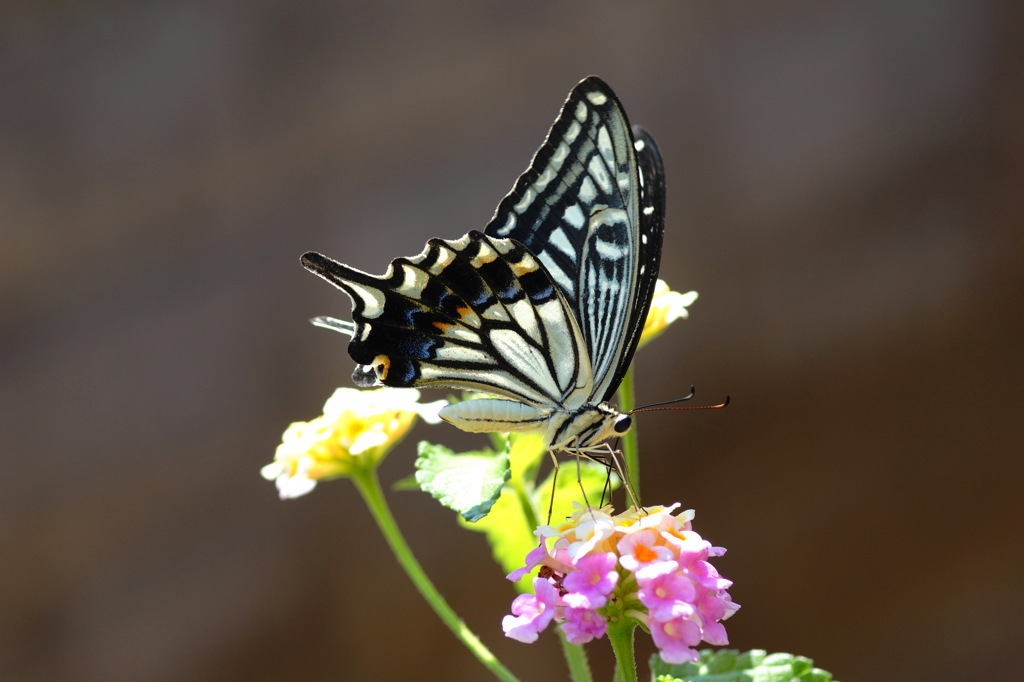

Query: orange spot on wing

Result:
[372,354,391,381]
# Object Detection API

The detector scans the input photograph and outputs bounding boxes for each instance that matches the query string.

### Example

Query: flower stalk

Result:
[619,281,698,500]
[616,364,641,501]
[607,620,638,682]
[349,465,519,682]
[558,630,594,682]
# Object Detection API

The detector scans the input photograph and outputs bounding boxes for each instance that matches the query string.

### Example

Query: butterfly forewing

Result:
[484,76,664,402]
[603,126,665,401]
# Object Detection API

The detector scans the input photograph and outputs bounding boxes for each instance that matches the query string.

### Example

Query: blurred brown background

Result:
[3,2,1022,680]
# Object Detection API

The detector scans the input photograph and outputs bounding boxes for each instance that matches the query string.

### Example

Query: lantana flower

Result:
[501,577,559,644]
[262,387,446,499]
[502,503,739,665]
[638,280,699,349]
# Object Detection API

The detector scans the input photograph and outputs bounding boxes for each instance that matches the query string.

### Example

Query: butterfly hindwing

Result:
[301,231,593,408]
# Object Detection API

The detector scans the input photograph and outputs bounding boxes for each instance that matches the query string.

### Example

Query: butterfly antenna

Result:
[630,387,730,414]
[631,386,696,411]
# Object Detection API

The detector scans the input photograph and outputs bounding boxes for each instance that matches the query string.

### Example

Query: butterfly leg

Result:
[572,451,602,522]
[545,444,602,523]
[545,449,560,525]
[598,465,615,508]
[568,443,642,512]
[598,443,641,511]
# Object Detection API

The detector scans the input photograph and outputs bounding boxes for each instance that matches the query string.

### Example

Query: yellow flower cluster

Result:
[262,388,446,499]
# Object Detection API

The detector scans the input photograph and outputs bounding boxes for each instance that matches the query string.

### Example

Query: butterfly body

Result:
[438,398,630,457]
[302,76,664,457]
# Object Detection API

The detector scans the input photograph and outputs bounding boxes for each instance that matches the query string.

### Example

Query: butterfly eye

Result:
[613,415,632,434]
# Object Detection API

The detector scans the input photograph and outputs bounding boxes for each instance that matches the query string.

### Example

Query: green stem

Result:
[350,466,519,682]
[607,619,639,682]
[617,364,641,502]
[558,630,594,682]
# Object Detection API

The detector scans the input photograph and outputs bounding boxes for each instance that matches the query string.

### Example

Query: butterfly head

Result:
[548,402,632,455]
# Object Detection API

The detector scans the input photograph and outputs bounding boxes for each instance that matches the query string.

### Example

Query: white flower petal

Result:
[350,430,389,455]
[415,399,449,424]
[276,474,317,500]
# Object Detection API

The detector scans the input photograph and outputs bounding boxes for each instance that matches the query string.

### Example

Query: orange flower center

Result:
[634,543,658,563]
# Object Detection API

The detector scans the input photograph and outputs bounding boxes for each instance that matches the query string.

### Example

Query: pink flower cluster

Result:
[502,503,739,664]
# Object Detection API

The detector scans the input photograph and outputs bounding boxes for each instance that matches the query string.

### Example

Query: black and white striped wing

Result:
[300,231,594,408]
[484,76,665,402]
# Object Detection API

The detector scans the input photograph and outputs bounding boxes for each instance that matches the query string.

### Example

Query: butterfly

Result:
[301,76,665,461]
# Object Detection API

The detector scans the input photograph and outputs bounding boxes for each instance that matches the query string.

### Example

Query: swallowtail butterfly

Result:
[302,76,665,460]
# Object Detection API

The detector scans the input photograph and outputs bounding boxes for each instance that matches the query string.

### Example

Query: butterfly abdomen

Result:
[439,398,550,434]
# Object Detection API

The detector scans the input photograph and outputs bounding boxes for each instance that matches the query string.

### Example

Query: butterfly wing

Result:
[484,76,665,402]
[606,125,665,401]
[301,231,595,408]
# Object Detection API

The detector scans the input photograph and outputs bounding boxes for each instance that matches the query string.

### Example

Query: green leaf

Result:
[704,650,738,674]
[506,432,547,482]
[649,648,836,682]
[414,441,510,522]
[391,474,420,491]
